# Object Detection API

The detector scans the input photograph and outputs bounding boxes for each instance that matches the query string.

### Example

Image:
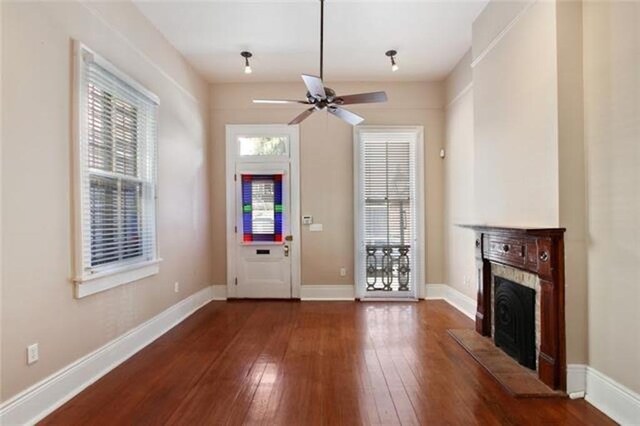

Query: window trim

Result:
[72,41,161,298]
[353,125,426,300]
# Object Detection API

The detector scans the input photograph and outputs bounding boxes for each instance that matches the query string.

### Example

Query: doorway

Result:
[225,125,301,298]
[353,126,425,300]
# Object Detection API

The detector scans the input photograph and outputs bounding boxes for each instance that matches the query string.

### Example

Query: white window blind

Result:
[357,130,418,294]
[78,49,158,275]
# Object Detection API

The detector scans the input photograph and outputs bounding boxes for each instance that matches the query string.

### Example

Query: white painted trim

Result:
[585,366,640,425]
[211,284,228,300]
[424,283,476,320]
[424,283,448,299]
[470,0,536,69]
[0,286,213,426]
[360,298,419,302]
[546,364,640,424]
[353,125,425,300]
[300,285,355,301]
[74,261,160,298]
[72,41,161,296]
[225,125,301,299]
[567,364,587,398]
[445,82,473,110]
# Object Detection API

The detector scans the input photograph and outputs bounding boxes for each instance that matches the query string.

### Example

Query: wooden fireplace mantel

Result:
[459,225,566,391]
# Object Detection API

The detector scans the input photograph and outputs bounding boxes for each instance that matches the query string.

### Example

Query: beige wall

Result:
[444,51,476,299]
[556,0,589,373]
[469,0,589,366]
[210,82,445,286]
[583,0,640,393]
[0,0,3,401]
[1,1,212,401]
[473,1,559,227]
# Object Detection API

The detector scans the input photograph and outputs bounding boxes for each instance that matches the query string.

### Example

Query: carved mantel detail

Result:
[460,225,566,391]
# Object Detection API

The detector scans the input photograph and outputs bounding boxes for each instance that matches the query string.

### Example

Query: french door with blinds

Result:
[354,126,424,299]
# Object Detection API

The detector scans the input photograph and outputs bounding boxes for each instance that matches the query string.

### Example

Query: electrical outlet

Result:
[27,343,39,365]
[464,275,471,287]
[174,282,180,293]
[340,267,347,277]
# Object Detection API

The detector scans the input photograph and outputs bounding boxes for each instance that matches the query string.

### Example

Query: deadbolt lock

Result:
[285,235,293,241]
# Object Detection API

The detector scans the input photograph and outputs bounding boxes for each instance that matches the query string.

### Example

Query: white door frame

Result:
[353,125,426,300]
[225,124,301,298]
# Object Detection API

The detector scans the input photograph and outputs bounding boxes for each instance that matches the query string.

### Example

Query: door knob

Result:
[284,245,290,257]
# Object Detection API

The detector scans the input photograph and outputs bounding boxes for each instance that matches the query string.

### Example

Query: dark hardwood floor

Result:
[41,300,613,425]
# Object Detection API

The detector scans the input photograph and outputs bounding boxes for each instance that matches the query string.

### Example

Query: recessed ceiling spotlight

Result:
[385,49,399,72]
[241,51,253,74]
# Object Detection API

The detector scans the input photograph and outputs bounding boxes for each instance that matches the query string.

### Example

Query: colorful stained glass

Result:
[241,174,283,243]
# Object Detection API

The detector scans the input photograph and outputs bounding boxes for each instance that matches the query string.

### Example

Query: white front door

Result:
[226,125,300,299]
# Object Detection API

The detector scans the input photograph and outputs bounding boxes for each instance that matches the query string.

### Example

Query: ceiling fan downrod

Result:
[250,0,388,126]
[320,0,324,80]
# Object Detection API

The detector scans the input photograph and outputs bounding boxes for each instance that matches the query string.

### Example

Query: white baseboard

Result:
[564,363,640,424]
[0,285,214,426]
[211,284,227,300]
[424,283,476,320]
[300,284,355,301]
[585,366,640,425]
[567,364,587,398]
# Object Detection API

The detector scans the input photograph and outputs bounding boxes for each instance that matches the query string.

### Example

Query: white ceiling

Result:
[134,0,488,83]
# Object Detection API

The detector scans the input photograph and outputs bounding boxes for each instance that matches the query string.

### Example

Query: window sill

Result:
[74,259,162,299]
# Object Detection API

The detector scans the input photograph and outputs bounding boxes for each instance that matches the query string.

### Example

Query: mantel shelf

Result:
[457,224,565,235]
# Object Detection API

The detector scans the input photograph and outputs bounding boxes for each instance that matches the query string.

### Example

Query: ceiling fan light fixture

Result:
[241,51,253,74]
[386,49,399,72]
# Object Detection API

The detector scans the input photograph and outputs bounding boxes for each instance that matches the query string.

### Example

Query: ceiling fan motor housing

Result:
[306,87,338,110]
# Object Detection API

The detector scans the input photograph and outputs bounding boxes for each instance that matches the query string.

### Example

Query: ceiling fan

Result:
[253,0,388,126]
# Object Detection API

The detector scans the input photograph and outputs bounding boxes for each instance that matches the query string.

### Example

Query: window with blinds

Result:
[356,129,419,296]
[77,47,158,276]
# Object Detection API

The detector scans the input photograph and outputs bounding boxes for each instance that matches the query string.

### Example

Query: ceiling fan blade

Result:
[288,107,316,125]
[301,74,326,99]
[336,91,388,105]
[253,99,310,105]
[328,107,365,126]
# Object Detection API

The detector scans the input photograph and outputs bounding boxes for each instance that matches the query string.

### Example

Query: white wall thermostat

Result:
[302,215,313,225]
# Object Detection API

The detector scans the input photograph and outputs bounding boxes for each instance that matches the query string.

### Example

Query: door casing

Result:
[353,125,426,300]
[225,124,301,298]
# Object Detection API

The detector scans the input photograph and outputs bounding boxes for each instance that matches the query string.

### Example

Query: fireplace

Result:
[461,225,566,390]
[494,277,536,370]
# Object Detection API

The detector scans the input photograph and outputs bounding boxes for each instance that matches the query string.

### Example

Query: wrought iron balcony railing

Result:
[365,245,411,292]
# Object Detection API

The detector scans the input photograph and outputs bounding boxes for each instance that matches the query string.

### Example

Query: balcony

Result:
[365,244,411,291]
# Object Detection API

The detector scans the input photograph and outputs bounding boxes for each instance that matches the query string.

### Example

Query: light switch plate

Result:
[27,343,39,365]
[302,215,313,225]
[309,223,323,232]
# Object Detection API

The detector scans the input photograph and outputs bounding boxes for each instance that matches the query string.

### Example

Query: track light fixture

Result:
[241,51,253,74]
[385,49,399,72]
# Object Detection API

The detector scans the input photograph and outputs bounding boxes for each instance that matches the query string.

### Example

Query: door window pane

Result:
[251,180,275,234]
[239,136,288,156]
[241,174,283,242]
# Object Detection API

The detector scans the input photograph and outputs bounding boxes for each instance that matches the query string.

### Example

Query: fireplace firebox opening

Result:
[494,276,536,370]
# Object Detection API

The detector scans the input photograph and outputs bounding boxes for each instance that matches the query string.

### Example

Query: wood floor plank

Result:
[41,300,615,426]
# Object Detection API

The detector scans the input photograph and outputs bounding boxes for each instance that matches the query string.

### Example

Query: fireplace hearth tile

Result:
[448,329,565,398]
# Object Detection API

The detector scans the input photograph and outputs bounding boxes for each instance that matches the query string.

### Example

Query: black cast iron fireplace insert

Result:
[494,276,536,370]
